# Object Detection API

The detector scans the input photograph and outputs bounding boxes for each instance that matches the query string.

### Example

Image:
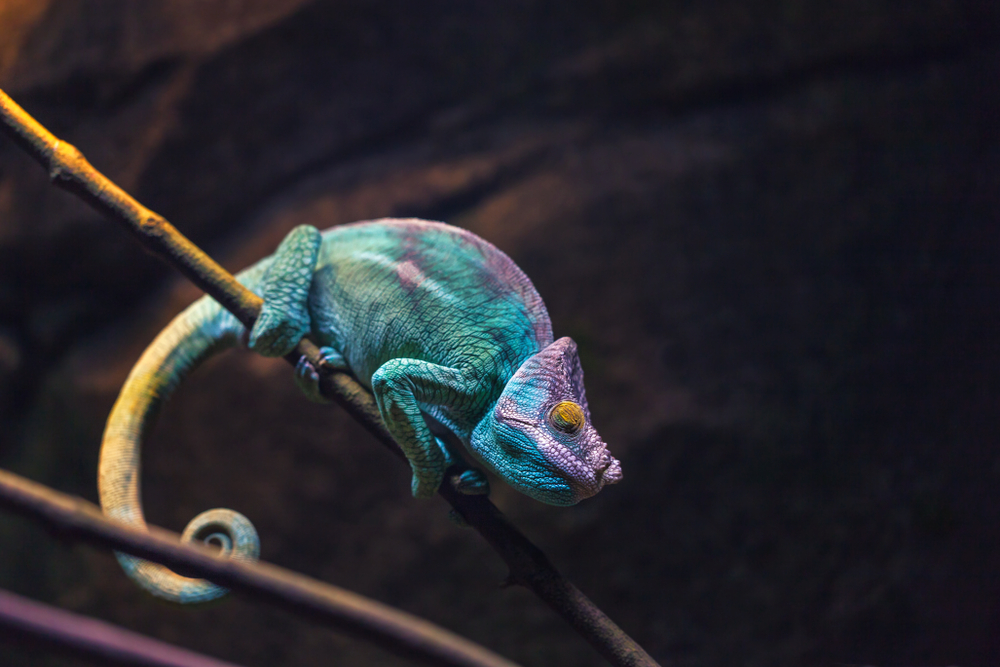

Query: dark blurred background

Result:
[0,2,997,666]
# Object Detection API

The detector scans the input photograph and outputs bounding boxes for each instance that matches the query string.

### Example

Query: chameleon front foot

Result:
[294,346,348,403]
[445,471,489,529]
[450,468,490,495]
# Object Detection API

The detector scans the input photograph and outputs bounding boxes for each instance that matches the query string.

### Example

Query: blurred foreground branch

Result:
[0,87,661,667]
[0,468,519,667]
[0,587,246,667]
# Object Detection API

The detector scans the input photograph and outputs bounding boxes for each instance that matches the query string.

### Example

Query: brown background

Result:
[0,1,998,665]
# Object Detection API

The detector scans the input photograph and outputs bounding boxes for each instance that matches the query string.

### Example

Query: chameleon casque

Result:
[98,218,622,603]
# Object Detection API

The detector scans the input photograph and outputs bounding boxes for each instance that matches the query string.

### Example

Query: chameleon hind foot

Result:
[294,346,349,403]
[248,225,321,357]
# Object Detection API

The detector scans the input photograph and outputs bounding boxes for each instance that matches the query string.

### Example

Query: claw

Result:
[450,469,490,496]
[293,346,346,403]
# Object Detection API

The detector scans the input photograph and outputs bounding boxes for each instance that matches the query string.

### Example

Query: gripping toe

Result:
[294,346,347,403]
[450,468,490,496]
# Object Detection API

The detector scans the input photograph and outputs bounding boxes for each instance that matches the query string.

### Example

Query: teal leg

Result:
[371,359,479,499]
[249,225,322,357]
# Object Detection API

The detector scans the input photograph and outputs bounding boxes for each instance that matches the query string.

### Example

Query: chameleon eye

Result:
[548,400,585,435]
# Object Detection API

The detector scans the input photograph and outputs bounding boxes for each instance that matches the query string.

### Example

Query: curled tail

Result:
[99,263,270,604]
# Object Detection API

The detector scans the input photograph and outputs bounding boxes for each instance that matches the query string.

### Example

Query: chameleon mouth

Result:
[585,444,622,488]
[547,442,622,503]
[592,447,612,473]
[597,454,623,486]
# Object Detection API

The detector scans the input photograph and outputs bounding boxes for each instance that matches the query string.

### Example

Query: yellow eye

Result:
[548,401,585,435]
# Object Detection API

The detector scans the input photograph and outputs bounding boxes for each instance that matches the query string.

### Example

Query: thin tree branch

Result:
[0,587,248,667]
[0,467,520,667]
[0,87,662,667]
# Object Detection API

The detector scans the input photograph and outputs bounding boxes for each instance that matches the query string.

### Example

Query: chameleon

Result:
[98,218,622,603]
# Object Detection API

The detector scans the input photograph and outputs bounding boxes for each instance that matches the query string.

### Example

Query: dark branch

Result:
[0,467,519,667]
[0,587,247,667]
[0,87,661,667]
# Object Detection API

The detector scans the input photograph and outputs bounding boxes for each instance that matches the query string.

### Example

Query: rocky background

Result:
[0,1,998,666]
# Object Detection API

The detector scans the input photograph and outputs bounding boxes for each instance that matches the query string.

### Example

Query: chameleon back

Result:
[308,218,554,391]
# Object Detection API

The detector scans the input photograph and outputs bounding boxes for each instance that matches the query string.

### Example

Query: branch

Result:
[0,87,662,667]
[0,587,247,667]
[0,467,519,667]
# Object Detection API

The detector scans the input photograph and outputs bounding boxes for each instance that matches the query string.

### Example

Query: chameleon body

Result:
[99,218,621,603]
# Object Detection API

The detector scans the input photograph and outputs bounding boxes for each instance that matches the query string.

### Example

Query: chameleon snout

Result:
[597,453,623,485]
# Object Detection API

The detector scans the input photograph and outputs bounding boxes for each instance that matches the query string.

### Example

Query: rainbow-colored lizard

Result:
[99,218,621,603]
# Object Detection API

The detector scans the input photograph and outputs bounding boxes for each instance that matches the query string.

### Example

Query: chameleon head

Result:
[471,336,622,506]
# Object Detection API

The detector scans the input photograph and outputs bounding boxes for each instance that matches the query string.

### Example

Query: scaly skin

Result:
[99,218,621,603]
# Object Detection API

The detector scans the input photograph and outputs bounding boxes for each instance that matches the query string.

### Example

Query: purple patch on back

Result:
[395,260,425,294]
[481,249,553,346]
[372,218,554,346]
[437,222,553,346]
